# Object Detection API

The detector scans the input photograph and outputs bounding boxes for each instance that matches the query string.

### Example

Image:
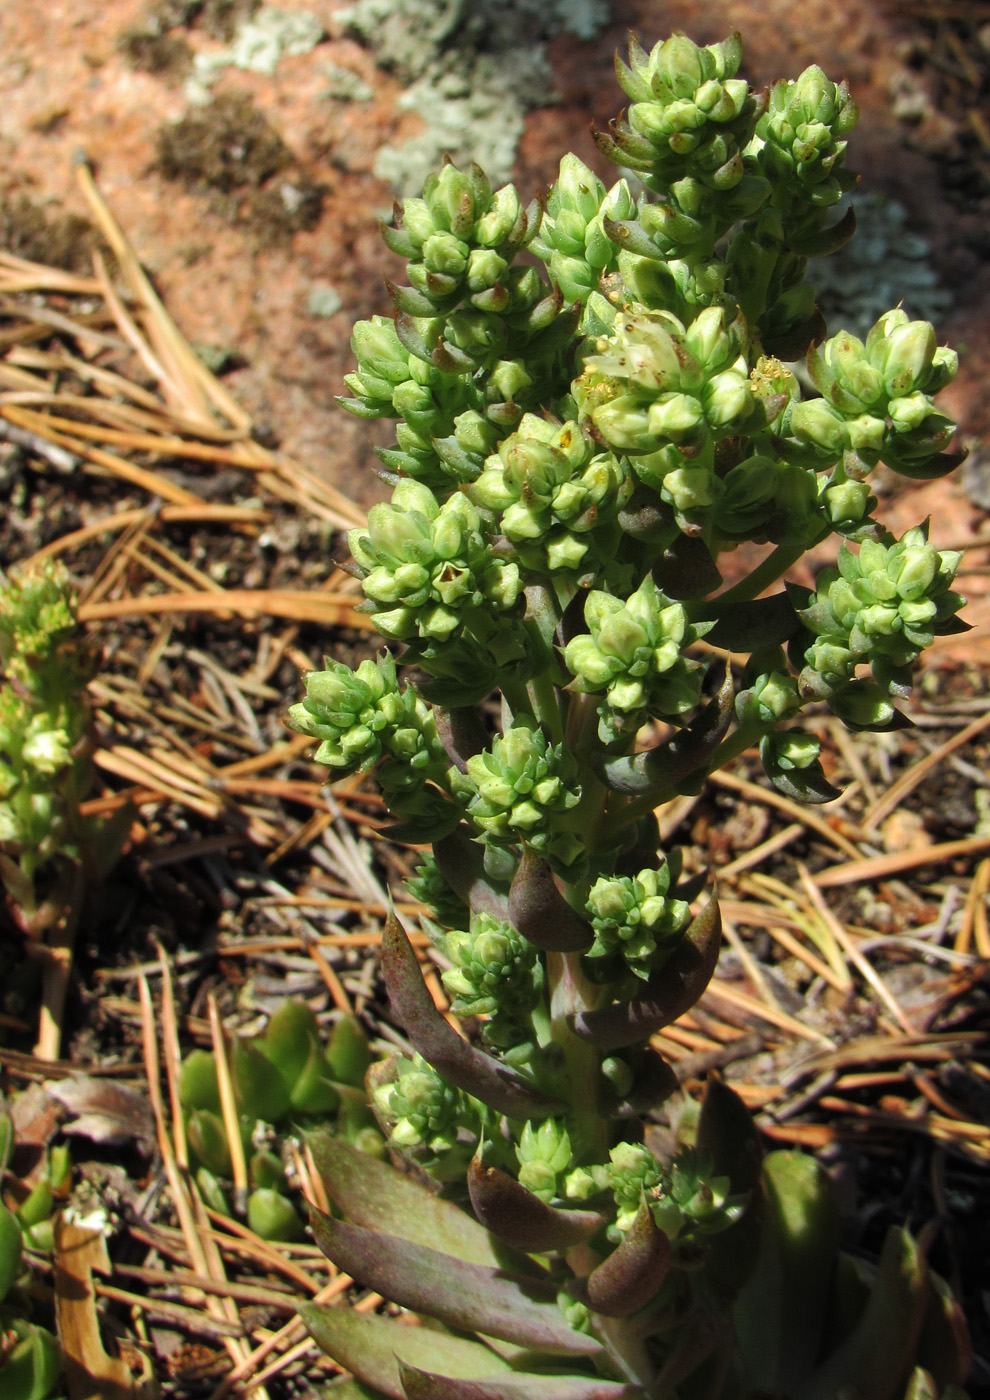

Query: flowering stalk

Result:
[291,30,970,1398]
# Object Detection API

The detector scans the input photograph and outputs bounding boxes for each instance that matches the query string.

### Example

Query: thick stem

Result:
[545,950,610,1166]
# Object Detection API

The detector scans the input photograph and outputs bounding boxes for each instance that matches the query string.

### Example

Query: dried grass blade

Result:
[798,865,914,1033]
[78,588,372,626]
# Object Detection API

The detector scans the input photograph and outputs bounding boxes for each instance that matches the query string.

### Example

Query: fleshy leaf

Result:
[307,1134,506,1269]
[571,891,722,1051]
[801,1224,930,1400]
[584,1203,672,1318]
[509,850,594,952]
[382,910,564,1119]
[300,1306,514,1399]
[467,1153,604,1252]
[398,1361,645,1400]
[309,1212,603,1359]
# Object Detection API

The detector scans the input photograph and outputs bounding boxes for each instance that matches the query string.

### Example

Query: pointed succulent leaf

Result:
[509,850,594,952]
[260,999,321,1086]
[398,1362,645,1400]
[467,1153,604,1252]
[309,1212,603,1358]
[584,1202,672,1317]
[382,910,564,1119]
[232,1037,293,1123]
[801,1224,930,1400]
[0,1200,23,1302]
[307,1134,506,1268]
[571,891,721,1050]
[326,1013,373,1089]
[696,1072,763,1193]
[300,1306,515,1400]
[916,1269,973,1393]
[732,1150,839,1396]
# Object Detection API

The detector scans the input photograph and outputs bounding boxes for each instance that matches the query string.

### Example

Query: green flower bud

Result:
[516,1118,572,1202]
[455,717,581,862]
[565,575,706,736]
[735,670,802,727]
[441,912,542,1019]
[585,862,690,980]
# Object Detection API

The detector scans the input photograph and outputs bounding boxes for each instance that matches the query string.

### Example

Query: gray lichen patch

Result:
[337,0,610,194]
[189,6,327,92]
[812,191,952,339]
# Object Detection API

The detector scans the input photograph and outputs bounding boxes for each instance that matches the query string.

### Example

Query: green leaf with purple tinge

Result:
[398,1362,646,1400]
[307,1134,506,1269]
[300,1306,515,1400]
[310,1211,604,1359]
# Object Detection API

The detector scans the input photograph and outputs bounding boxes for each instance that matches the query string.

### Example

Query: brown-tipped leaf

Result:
[307,1134,507,1268]
[509,851,594,952]
[584,1204,672,1318]
[300,1305,515,1399]
[382,911,564,1119]
[571,892,721,1051]
[309,1211,603,1359]
[398,1361,645,1400]
[467,1154,604,1252]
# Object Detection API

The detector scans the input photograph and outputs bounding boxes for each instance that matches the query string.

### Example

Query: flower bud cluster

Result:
[375,1054,479,1177]
[348,479,522,644]
[338,315,496,490]
[289,653,442,777]
[799,527,963,721]
[441,912,543,1021]
[605,32,760,195]
[531,154,636,306]
[787,311,958,477]
[516,1118,573,1202]
[578,304,753,457]
[585,862,690,980]
[564,577,707,740]
[452,718,582,870]
[756,66,858,210]
[0,564,97,911]
[383,162,540,318]
[469,413,633,576]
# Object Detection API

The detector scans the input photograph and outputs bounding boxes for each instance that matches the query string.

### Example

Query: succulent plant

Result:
[0,1109,63,1400]
[0,562,127,940]
[178,1000,381,1240]
[291,27,971,1400]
